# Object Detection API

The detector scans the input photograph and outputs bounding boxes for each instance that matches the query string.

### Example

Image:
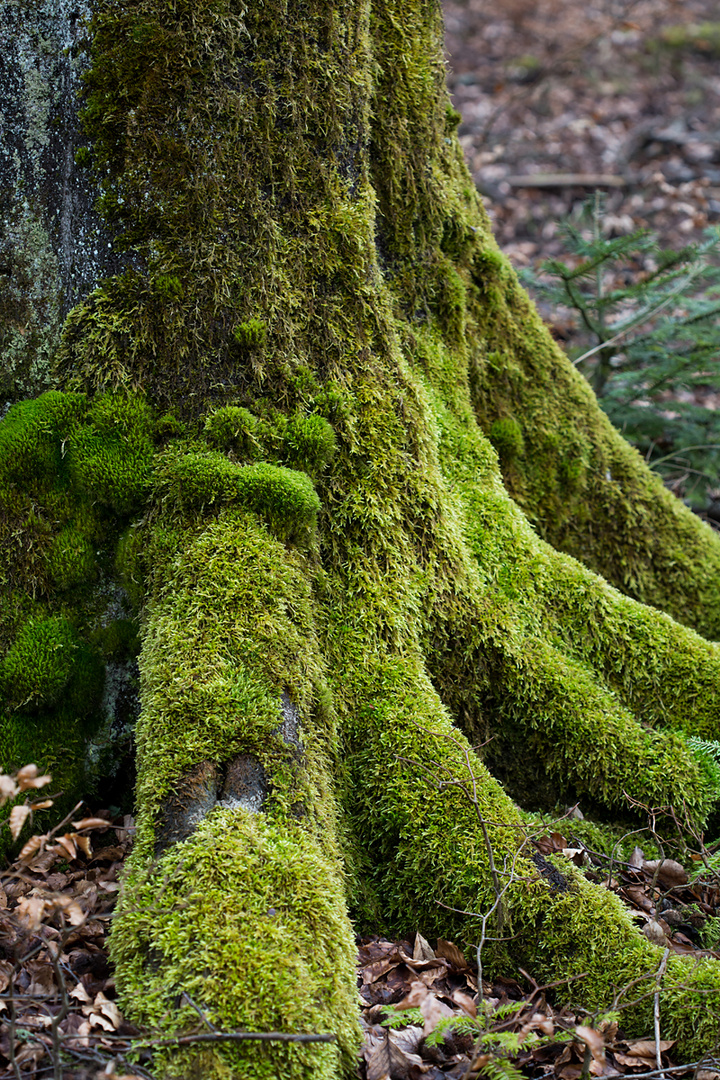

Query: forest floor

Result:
[443,0,720,267]
[2,1,720,1077]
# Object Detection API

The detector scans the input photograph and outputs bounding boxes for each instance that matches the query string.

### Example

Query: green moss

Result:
[65,394,154,515]
[232,318,267,349]
[45,526,97,591]
[113,815,359,1080]
[160,452,321,541]
[282,414,337,476]
[111,510,361,1076]
[0,617,79,711]
[203,406,265,458]
[489,417,524,461]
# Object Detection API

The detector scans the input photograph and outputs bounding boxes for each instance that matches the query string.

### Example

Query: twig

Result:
[654,948,670,1078]
[181,991,218,1033]
[56,1029,337,1046]
[138,1030,337,1047]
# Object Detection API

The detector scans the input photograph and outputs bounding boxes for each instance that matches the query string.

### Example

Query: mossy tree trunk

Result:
[4,0,720,1076]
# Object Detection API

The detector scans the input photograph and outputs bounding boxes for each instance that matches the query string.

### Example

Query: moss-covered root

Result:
[112,815,359,1080]
[341,656,720,1059]
[110,509,360,1078]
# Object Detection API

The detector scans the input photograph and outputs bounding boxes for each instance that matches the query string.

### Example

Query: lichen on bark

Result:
[3,0,720,1075]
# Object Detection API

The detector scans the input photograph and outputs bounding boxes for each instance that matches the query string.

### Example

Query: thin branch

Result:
[654,948,670,1078]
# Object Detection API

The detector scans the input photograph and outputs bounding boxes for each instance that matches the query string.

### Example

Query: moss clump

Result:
[65,394,154,515]
[0,617,79,711]
[232,318,267,349]
[283,414,337,476]
[160,452,321,540]
[203,406,265,458]
[45,527,97,591]
[0,391,86,491]
[489,417,524,461]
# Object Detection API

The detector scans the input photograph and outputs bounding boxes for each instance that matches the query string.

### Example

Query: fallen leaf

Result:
[420,990,455,1036]
[436,938,467,968]
[366,1029,418,1080]
[642,920,669,946]
[413,931,435,961]
[362,957,400,985]
[19,834,45,862]
[623,1039,675,1057]
[451,988,477,1017]
[629,846,644,869]
[9,804,31,841]
[0,774,18,803]
[575,1024,605,1064]
[72,817,112,832]
[93,991,123,1029]
[16,895,45,930]
[642,859,688,888]
[16,765,52,792]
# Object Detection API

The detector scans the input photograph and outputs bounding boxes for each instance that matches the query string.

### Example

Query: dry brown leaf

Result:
[25,960,55,997]
[436,938,467,968]
[366,1029,418,1080]
[75,834,93,858]
[94,991,123,1029]
[642,920,669,946]
[16,895,45,930]
[412,931,435,961]
[642,859,688,888]
[624,1039,675,1057]
[575,1024,605,1063]
[629,846,644,869]
[30,799,54,811]
[420,989,454,1036]
[362,957,400,985]
[70,983,92,1003]
[16,765,52,792]
[388,1025,424,1060]
[9,804,31,841]
[52,834,78,861]
[19,834,45,861]
[0,774,18,803]
[451,988,477,1017]
[397,980,429,1009]
[72,817,111,832]
[51,896,86,926]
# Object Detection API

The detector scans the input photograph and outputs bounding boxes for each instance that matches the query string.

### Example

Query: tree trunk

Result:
[3,0,720,1076]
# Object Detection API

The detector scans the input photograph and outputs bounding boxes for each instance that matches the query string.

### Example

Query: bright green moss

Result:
[283,414,337,476]
[203,405,265,458]
[45,526,97,591]
[160,452,321,540]
[113,815,359,1080]
[0,391,85,491]
[235,464,321,540]
[110,509,361,1076]
[232,318,267,349]
[489,417,524,461]
[65,394,154,515]
[0,617,79,711]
